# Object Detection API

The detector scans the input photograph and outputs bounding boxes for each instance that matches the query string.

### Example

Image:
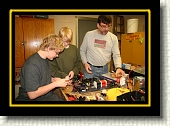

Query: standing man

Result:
[80,15,125,79]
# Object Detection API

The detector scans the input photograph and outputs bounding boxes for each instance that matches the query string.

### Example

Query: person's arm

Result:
[27,78,67,100]
[112,36,122,69]
[80,33,92,74]
[49,58,68,78]
[80,33,88,65]
[111,36,125,77]
[23,63,68,100]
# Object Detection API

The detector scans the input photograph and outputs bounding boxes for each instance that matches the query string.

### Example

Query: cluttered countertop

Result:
[58,68,145,101]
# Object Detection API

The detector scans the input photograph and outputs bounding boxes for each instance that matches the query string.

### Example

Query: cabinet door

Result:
[121,34,133,64]
[15,17,54,67]
[132,32,145,66]
[15,17,25,68]
[22,18,54,60]
[22,18,37,61]
[121,32,145,66]
[34,18,54,52]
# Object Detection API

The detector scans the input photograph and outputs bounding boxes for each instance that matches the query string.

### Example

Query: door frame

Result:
[75,16,98,49]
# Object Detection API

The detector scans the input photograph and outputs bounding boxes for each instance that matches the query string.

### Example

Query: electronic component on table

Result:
[72,77,116,93]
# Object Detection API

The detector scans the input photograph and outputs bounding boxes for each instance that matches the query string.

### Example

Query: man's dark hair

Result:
[97,15,112,25]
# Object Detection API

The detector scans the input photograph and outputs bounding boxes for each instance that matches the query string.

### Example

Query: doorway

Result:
[76,16,98,49]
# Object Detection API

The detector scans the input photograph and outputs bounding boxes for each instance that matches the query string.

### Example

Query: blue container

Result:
[122,64,125,69]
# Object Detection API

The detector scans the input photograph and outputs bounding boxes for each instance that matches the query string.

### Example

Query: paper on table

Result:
[102,72,117,81]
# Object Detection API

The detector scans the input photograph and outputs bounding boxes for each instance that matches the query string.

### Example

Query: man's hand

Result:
[53,78,68,87]
[64,75,72,85]
[115,68,125,77]
[68,71,74,79]
[84,63,92,74]
[65,75,70,80]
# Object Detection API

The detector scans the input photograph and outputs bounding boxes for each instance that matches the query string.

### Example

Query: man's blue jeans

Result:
[83,63,108,79]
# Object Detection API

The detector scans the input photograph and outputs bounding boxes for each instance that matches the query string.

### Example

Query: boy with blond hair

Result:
[49,27,83,79]
[16,34,70,101]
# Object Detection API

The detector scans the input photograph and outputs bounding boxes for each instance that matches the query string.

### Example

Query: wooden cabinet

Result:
[121,32,145,66]
[15,17,54,68]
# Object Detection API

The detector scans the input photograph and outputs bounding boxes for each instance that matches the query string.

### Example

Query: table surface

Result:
[59,85,111,101]
[57,73,144,101]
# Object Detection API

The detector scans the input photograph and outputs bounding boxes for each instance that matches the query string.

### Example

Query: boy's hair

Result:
[39,34,64,52]
[98,15,112,25]
[59,27,73,42]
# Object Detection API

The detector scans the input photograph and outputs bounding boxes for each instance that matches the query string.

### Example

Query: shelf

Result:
[117,32,124,33]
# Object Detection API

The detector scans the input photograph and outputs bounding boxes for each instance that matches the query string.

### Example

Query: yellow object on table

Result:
[107,88,130,101]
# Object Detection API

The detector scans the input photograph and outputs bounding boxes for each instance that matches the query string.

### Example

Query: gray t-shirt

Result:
[80,29,122,68]
[15,53,62,101]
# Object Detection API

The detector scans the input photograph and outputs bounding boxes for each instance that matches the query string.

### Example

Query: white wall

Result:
[49,15,99,46]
